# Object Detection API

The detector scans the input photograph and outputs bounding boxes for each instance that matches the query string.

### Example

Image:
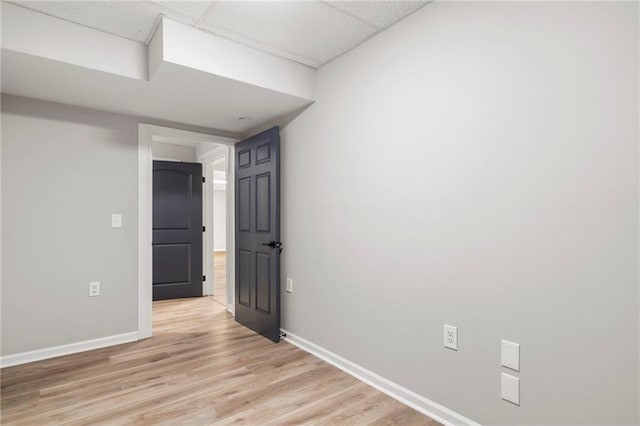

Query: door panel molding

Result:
[152,160,202,301]
[152,243,192,285]
[235,126,281,343]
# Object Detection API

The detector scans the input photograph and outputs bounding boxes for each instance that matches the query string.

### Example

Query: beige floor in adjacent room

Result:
[212,250,227,307]
[0,297,439,425]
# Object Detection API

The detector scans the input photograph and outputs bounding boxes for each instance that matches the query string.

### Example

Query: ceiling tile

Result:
[199,0,377,66]
[10,0,429,68]
[150,1,213,20]
[325,1,427,29]
[195,25,323,68]
[11,0,200,43]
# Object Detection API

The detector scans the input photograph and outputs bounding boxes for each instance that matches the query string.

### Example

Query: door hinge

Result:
[202,176,206,183]
[202,226,206,232]
[203,275,206,282]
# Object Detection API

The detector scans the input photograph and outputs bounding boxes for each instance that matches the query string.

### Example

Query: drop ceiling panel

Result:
[151,1,212,20]
[9,0,429,67]
[9,1,200,43]
[326,1,427,28]
[199,1,377,65]
[194,25,324,69]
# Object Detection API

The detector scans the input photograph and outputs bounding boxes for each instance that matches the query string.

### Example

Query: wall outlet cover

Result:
[443,324,458,350]
[111,213,122,228]
[501,340,520,371]
[501,373,520,405]
[89,281,101,297]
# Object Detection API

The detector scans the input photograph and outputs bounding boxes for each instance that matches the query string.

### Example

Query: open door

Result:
[235,127,281,342]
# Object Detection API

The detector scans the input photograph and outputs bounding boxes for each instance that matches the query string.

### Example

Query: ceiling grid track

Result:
[7,0,429,69]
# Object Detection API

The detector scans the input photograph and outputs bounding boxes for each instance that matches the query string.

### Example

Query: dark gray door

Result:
[235,127,281,342]
[153,160,203,301]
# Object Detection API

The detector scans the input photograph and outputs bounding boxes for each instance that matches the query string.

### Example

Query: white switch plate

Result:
[286,278,293,293]
[443,324,458,350]
[89,281,101,297]
[501,340,520,371]
[501,373,520,405]
[111,213,122,228]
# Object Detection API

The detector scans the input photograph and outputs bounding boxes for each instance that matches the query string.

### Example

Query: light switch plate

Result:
[501,373,520,405]
[443,324,458,350]
[286,278,293,293]
[501,340,520,371]
[111,213,122,228]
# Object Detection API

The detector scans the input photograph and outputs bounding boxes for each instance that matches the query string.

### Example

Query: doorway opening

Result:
[210,158,228,307]
[201,147,233,312]
[139,124,282,343]
[138,124,237,339]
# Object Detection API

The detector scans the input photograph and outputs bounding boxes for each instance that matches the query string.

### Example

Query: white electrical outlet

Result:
[286,278,293,293]
[501,340,520,371]
[111,213,122,228]
[443,324,458,350]
[89,281,101,297]
[501,373,520,405]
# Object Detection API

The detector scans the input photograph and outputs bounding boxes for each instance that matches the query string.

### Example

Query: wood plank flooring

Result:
[212,251,227,307]
[1,297,439,425]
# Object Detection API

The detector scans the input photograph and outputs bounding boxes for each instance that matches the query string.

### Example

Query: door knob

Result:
[262,241,283,253]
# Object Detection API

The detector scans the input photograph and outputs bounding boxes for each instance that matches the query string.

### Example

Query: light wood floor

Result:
[0,297,439,425]
[212,251,227,307]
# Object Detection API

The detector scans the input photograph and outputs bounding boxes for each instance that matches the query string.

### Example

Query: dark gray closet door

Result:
[153,160,203,300]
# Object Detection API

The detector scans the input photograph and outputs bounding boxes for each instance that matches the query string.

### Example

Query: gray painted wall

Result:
[280,2,639,425]
[152,141,197,162]
[2,95,139,355]
[0,95,225,356]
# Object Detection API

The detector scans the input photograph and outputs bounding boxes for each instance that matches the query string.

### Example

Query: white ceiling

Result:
[8,0,428,68]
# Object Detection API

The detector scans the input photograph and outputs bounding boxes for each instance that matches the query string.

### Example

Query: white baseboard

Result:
[281,329,480,426]
[0,331,139,368]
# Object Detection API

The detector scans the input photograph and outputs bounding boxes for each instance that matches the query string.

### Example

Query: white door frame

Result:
[138,123,237,339]
[199,146,234,314]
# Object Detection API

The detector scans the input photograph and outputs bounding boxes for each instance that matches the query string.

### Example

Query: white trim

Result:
[198,145,235,315]
[281,329,480,426]
[203,161,215,296]
[0,96,3,361]
[138,124,153,340]
[199,149,227,297]
[0,332,139,368]
[152,156,189,162]
[198,146,235,315]
[145,124,237,146]
[138,123,238,335]
[225,145,235,315]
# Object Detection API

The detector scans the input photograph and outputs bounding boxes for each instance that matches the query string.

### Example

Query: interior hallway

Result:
[0,297,438,425]
[212,251,226,307]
